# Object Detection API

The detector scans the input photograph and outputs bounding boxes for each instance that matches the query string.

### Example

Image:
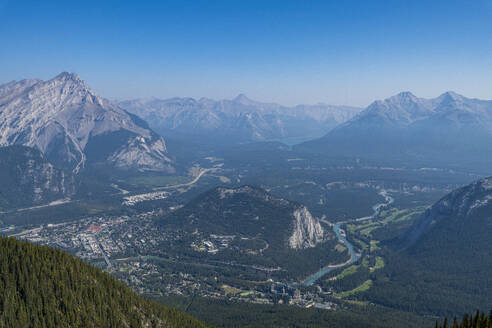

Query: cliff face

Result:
[289,206,325,249]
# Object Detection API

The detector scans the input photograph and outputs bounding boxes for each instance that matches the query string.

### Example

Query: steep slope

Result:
[403,177,492,248]
[0,145,75,210]
[0,73,174,173]
[365,177,492,317]
[0,235,210,327]
[117,95,361,144]
[297,91,492,169]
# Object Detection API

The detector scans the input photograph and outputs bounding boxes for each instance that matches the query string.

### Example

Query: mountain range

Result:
[117,95,361,144]
[298,91,492,169]
[0,73,174,173]
[5,72,492,173]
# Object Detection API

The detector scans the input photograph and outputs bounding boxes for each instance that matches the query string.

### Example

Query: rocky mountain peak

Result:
[358,91,430,124]
[435,91,467,108]
[232,93,258,106]
[0,72,174,173]
[394,91,417,100]
[41,71,103,106]
[386,91,422,108]
[233,93,251,102]
[54,71,82,82]
[439,91,462,99]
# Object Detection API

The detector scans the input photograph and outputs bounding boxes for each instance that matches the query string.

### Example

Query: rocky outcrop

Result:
[289,206,325,249]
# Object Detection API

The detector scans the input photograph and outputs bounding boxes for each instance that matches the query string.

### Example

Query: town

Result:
[6,211,339,311]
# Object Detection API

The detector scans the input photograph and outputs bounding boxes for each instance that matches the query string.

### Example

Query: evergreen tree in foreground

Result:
[0,236,210,328]
[436,310,492,328]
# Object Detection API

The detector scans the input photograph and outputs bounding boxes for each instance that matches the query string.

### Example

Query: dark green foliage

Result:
[0,145,75,210]
[158,185,348,279]
[437,310,492,328]
[363,178,492,317]
[155,295,433,328]
[0,236,210,328]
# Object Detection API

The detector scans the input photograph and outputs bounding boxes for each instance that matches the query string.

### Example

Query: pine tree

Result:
[0,236,210,328]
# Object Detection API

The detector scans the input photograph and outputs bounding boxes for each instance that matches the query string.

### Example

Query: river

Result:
[301,190,394,286]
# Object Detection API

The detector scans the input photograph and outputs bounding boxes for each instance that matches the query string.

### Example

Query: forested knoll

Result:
[0,236,210,328]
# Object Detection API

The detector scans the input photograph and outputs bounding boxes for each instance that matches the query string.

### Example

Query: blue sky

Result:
[1,0,491,106]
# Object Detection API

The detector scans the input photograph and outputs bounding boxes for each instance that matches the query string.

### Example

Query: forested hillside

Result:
[363,177,492,317]
[0,145,75,210]
[0,236,210,328]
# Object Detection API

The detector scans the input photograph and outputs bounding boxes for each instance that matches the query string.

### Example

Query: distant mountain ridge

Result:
[0,73,174,173]
[346,91,492,127]
[117,95,361,144]
[298,91,492,169]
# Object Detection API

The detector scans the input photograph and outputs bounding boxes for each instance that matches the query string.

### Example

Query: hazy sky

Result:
[1,0,492,107]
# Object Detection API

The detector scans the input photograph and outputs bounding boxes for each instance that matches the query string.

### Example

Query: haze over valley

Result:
[1,1,492,327]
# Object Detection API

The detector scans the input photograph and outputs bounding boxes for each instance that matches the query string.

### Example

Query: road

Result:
[0,198,73,214]
[158,168,215,189]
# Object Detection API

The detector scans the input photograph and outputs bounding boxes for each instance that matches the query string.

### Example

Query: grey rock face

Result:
[288,206,325,249]
[0,73,174,173]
